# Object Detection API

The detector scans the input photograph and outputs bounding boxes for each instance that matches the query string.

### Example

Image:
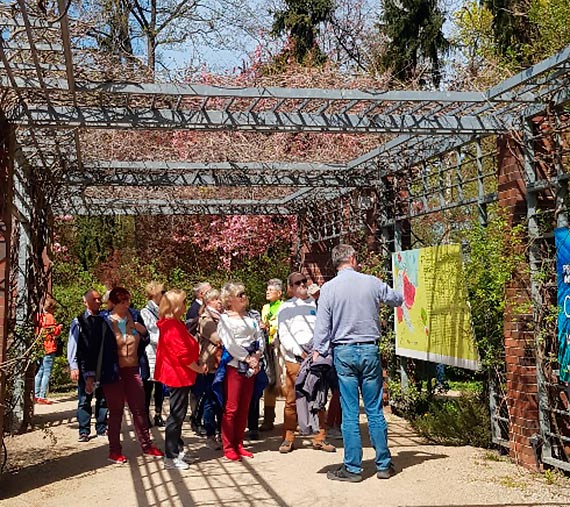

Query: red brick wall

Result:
[497,134,540,469]
[0,119,14,454]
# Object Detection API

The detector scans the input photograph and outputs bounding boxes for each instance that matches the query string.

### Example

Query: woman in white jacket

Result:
[141,281,165,427]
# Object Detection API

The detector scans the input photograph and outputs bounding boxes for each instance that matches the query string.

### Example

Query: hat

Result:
[287,272,307,287]
[307,283,320,297]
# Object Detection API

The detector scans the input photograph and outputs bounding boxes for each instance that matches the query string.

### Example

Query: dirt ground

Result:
[2,393,570,507]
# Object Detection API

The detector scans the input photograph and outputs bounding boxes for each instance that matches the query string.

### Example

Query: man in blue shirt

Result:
[67,289,108,441]
[312,244,403,482]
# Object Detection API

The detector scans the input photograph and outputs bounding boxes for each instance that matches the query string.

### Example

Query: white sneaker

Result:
[205,436,222,450]
[164,457,189,470]
[178,449,195,463]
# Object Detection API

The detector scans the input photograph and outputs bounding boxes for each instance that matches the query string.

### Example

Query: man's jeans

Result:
[35,353,55,398]
[333,343,391,474]
[77,374,108,437]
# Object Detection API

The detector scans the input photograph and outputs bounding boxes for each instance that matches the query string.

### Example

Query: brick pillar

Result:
[300,241,335,285]
[497,133,540,469]
[0,118,14,455]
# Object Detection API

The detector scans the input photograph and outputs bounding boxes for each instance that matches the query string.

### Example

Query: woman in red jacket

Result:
[155,289,206,470]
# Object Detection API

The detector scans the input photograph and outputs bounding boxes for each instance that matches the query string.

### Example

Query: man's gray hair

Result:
[332,244,356,269]
[267,278,283,292]
[194,281,211,297]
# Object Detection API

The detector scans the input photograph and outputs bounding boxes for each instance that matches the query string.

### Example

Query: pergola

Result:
[1,0,570,473]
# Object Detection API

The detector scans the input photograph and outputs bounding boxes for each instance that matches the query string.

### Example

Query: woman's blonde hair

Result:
[203,288,221,305]
[220,282,245,309]
[159,289,186,319]
[146,280,165,299]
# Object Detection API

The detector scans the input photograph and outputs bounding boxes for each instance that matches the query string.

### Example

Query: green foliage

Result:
[461,208,526,374]
[378,0,449,86]
[271,0,334,66]
[447,380,484,394]
[49,356,74,393]
[387,380,431,420]
[482,0,536,65]
[527,0,570,61]
[411,393,492,447]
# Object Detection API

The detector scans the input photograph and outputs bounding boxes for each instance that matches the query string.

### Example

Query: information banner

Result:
[555,227,570,382]
[392,244,480,370]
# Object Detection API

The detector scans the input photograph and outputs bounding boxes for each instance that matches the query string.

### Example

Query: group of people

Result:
[56,243,403,481]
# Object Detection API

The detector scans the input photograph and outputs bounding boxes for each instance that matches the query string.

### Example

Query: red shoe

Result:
[36,398,53,405]
[237,445,253,458]
[108,453,128,464]
[223,449,241,461]
[144,446,164,458]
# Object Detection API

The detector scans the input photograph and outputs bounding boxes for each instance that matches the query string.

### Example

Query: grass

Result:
[447,380,484,394]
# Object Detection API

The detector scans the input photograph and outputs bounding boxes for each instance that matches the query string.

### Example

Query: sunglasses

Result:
[294,279,308,286]
[237,291,248,298]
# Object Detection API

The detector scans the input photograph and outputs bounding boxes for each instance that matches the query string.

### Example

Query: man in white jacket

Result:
[276,272,335,454]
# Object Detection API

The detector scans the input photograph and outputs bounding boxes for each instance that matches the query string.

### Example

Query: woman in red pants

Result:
[217,282,263,461]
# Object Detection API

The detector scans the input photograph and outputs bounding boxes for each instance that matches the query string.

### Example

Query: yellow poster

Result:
[392,244,480,370]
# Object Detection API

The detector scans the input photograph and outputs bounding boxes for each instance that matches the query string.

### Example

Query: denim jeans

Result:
[201,373,221,437]
[77,374,108,437]
[34,353,55,398]
[333,343,391,474]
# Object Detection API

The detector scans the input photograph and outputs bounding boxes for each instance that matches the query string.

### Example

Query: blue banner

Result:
[556,227,570,382]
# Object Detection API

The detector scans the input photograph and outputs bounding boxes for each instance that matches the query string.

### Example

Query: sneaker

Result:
[327,465,363,483]
[376,465,397,479]
[144,446,164,458]
[154,415,165,427]
[312,440,336,452]
[78,434,90,442]
[223,449,241,461]
[278,439,294,453]
[178,449,195,463]
[108,453,128,464]
[205,436,221,451]
[248,430,260,441]
[36,398,53,405]
[237,445,253,458]
[164,457,189,470]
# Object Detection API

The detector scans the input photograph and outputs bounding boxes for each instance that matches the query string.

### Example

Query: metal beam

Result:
[12,106,509,134]
[55,197,300,215]
[61,160,376,187]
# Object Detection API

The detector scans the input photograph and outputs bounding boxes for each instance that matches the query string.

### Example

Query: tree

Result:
[482,0,534,65]
[82,0,262,73]
[271,0,335,66]
[378,0,449,87]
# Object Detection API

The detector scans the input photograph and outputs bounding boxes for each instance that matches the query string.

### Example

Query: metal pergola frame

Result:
[0,1,569,229]
[2,0,570,467]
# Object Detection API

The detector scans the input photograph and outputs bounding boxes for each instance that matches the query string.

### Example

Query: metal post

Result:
[394,220,409,389]
[524,119,551,465]
[476,138,488,226]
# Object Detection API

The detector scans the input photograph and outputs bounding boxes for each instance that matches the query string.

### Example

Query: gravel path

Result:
[2,394,570,507]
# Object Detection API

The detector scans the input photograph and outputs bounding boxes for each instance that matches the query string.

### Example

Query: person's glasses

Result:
[294,279,307,286]
[237,291,248,298]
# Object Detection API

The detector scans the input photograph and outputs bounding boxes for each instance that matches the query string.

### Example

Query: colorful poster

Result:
[392,244,480,370]
[555,227,570,382]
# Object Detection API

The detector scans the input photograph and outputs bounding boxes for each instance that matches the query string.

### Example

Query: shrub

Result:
[49,356,74,393]
[411,394,492,448]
